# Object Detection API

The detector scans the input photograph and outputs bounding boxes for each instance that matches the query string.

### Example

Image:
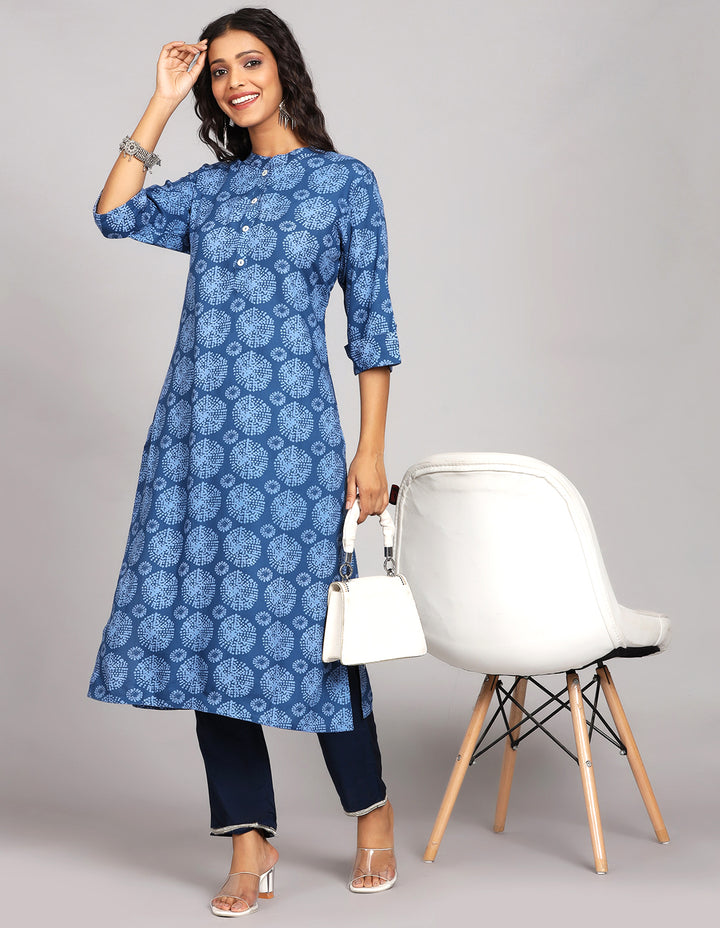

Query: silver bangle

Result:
[119,135,161,173]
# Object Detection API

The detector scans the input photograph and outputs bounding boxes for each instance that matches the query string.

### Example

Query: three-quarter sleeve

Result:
[92,170,199,254]
[338,167,402,375]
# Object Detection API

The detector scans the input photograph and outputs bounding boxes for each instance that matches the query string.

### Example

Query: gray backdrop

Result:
[2,1,717,924]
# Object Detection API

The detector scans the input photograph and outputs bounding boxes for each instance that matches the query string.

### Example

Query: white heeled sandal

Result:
[348,847,397,894]
[210,866,275,917]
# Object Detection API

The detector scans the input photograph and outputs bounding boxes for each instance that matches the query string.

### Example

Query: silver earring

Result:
[223,116,232,149]
[278,98,295,130]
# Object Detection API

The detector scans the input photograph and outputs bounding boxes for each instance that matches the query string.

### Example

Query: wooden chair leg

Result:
[596,664,669,844]
[423,674,499,862]
[567,672,608,874]
[493,676,528,833]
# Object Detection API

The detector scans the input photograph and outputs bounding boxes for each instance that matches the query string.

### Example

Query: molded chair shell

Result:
[394,452,670,873]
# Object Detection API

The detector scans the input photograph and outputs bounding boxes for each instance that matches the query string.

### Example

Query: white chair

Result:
[394,452,670,874]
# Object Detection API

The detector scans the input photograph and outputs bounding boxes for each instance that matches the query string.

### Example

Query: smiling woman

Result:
[192,9,336,162]
[88,3,402,919]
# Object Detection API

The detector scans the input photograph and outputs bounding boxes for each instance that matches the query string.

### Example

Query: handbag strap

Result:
[340,500,397,579]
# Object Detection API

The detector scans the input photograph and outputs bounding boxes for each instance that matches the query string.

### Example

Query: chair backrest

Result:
[394,453,625,675]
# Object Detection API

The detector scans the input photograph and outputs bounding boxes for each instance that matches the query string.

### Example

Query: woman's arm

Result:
[96,39,207,214]
[345,366,392,523]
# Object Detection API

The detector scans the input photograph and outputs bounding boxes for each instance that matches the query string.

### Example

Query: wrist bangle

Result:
[119,135,161,173]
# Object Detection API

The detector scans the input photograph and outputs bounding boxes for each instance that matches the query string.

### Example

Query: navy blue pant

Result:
[195,666,387,836]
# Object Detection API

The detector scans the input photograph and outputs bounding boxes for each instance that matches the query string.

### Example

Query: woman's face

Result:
[208,30,284,131]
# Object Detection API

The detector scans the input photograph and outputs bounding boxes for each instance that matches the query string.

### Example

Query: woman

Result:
[87,6,401,918]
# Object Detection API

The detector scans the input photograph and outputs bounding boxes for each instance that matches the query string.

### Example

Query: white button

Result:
[251,197,258,204]
[262,170,268,176]
[237,259,245,266]
[242,225,250,232]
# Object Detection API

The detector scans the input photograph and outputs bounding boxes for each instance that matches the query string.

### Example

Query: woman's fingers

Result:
[345,473,358,511]
[160,39,207,53]
[355,487,389,524]
[161,43,206,68]
[159,40,207,63]
[346,452,388,522]
[156,40,208,98]
[187,49,207,79]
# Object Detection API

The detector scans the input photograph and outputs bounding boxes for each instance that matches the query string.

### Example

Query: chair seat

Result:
[597,605,671,662]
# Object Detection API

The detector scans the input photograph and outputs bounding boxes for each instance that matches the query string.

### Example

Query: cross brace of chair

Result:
[469,663,626,767]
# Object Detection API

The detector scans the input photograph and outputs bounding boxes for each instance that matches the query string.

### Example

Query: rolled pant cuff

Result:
[210,821,277,837]
[344,794,388,817]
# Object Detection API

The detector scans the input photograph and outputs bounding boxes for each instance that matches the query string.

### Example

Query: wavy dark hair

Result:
[193,8,336,162]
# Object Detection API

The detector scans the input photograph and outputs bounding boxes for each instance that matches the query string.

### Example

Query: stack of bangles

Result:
[119,135,161,173]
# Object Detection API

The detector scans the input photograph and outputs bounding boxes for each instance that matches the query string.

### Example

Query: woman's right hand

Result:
[155,39,208,104]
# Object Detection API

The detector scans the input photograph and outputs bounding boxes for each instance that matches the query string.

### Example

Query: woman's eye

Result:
[211,68,227,78]
[244,58,262,68]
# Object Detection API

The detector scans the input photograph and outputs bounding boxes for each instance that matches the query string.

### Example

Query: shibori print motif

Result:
[87,148,401,732]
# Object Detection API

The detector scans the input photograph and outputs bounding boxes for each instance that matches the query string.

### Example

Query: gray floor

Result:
[3,659,716,927]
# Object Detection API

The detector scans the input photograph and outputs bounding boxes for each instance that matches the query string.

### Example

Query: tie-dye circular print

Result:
[87,148,401,732]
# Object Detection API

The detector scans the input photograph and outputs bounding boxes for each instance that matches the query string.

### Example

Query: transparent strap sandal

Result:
[210,866,275,917]
[348,847,397,894]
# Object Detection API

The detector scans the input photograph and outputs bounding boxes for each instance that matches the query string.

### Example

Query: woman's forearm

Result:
[345,367,391,519]
[358,367,390,454]
[96,94,179,214]
[356,366,390,453]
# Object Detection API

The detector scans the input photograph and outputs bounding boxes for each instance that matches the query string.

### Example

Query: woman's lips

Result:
[229,93,259,110]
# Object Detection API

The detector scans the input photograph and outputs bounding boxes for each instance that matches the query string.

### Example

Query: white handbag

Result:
[322,500,427,665]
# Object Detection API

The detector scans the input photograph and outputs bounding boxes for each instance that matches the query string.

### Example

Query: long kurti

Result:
[87,146,401,732]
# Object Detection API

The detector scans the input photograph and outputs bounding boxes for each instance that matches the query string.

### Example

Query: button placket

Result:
[236,161,269,269]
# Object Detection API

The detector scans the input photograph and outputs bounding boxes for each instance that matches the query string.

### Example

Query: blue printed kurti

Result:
[87,147,401,732]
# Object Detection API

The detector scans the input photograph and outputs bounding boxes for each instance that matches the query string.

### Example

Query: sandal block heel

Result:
[257,866,275,899]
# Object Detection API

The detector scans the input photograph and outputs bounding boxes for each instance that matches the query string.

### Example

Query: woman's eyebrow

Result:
[209,49,264,66]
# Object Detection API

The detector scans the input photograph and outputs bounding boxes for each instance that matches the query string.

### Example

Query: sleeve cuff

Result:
[92,188,149,238]
[344,342,402,376]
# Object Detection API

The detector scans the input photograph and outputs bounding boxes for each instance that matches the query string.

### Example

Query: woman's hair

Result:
[193,7,336,162]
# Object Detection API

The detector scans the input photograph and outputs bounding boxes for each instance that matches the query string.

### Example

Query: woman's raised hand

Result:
[96,38,208,215]
[155,40,208,104]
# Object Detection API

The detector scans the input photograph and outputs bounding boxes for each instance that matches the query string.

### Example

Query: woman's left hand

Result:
[345,449,389,523]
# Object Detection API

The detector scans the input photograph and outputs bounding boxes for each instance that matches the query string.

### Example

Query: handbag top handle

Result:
[340,501,396,579]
